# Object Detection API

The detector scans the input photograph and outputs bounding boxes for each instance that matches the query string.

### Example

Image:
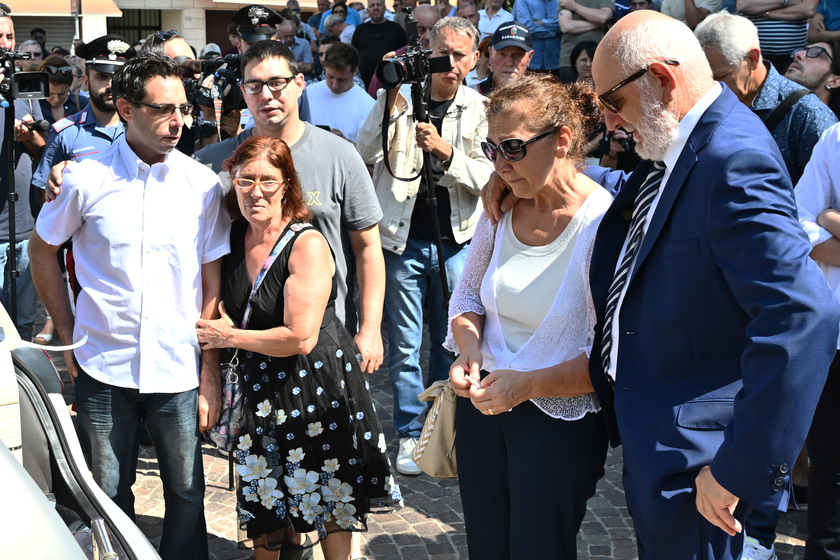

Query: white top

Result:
[478,8,515,39]
[445,188,612,420]
[339,24,357,44]
[306,81,376,143]
[495,206,578,352]
[607,82,722,381]
[796,122,840,348]
[35,136,231,393]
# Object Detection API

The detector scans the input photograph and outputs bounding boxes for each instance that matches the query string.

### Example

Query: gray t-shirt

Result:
[193,124,383,331]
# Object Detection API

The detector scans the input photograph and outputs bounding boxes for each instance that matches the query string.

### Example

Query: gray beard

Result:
[634,94,681,162]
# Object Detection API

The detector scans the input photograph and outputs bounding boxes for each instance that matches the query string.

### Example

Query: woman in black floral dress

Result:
[196,136,401,559]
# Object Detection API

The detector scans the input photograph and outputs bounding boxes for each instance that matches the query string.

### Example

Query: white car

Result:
[0,304,161,560]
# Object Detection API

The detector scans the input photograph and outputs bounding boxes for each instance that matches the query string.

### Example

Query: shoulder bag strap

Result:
[762,89,810,133]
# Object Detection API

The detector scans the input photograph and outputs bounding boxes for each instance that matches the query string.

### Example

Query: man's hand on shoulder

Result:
[44,161,70,203]
[481,172,519,224]
[695,466,742,536]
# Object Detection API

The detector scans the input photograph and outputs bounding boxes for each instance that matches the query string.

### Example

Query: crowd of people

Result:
[3,0,840,559]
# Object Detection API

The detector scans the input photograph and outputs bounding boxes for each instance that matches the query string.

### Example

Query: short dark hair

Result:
[323,42,359,71]
[112,53,184,123]
[240,39,300,77]
[319,35,342,48]
[31,27,45,37]
[222,136,312,224]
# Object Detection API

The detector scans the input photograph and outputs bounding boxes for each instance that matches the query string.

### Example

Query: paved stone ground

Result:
[42,311,809,559]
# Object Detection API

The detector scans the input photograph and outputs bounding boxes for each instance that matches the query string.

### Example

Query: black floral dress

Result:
[222,221,402,547]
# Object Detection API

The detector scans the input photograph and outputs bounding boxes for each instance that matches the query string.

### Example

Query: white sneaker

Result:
[742,536,778,560]
[396,437,422,476]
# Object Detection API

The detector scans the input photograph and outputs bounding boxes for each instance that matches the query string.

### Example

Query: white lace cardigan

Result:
[443,188,612,420]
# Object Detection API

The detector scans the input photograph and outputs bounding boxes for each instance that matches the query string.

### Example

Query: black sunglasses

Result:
[45,65,73,76]
[152,30,182,45]
[598,59,680,114]
[792,46,834,63]
[481,129,557,163]
[132,99,194,117]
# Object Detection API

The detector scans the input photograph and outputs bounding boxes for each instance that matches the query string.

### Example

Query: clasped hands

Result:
[448,351,530,415]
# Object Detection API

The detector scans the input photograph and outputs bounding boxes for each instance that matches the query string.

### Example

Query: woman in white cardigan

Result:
[445,74,611,560]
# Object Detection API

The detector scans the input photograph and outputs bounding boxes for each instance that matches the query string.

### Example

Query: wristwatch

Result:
[439,150,454,169]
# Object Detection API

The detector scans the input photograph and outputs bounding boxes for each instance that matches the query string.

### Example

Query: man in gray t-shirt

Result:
[193,39,386,374]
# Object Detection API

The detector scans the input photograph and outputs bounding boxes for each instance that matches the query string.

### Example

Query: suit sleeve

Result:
[706,145,839,507]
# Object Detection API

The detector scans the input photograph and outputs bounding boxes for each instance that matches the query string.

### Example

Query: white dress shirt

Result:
[36,136,231,393]
[478,8,515,39]
[796,122,840,348]
[607,83,722,381]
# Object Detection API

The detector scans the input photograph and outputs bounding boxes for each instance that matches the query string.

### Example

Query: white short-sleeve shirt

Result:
[36,136,231,393]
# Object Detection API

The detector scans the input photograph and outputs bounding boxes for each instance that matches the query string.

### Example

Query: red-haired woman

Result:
[196,136,400,560]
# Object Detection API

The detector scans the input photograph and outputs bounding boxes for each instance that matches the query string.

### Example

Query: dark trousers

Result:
[455,396,608,560]
[807,350,840,560]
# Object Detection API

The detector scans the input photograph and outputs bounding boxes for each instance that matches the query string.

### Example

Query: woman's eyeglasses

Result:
[792,46,834,63]
[481,129,557,163]
[233,178,285,193]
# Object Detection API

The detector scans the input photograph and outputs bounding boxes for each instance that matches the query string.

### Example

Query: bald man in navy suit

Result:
[587,11,840,560]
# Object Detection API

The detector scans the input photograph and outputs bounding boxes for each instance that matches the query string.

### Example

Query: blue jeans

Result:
[530,36,562,71]
[74,371,208,560]
[383,237,468,439]
[0,239,36,341]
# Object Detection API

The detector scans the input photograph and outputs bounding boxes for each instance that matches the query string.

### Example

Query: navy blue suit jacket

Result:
[588,86,839,557]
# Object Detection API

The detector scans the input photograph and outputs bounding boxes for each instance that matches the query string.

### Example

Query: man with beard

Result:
[32,35,136,196]
[694,11,837,186]
[785,38,840,117]
[584,10,839,559]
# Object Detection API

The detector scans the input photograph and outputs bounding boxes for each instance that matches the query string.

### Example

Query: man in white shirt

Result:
[29,53,230,560]
[478,0,514,39]
[795,122,840,560]
[307,42,375,142]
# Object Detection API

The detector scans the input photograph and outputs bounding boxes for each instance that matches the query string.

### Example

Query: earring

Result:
[827,84,832,90]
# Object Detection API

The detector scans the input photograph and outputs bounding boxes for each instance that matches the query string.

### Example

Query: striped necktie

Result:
[600,162,667,381]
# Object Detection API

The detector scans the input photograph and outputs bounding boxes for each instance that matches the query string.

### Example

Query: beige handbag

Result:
[411,380,459,478]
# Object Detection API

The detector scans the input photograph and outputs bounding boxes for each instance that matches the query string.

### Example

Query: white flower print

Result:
[275,409,288,424]
[237,434,253,451]
[377,433,387,453]
[237,454,271,482]
[306,422,324,437]
[321,477,354,503]
[286,448,305,464]
[256,399,272,418]
[257,478,283,510]
[285,468,320,495]
[333,502,358,529]
[299,492,323,523]
[321,459,340,473]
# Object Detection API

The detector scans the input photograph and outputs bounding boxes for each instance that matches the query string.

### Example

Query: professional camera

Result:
[182,53,244,113]
[0,48,49,101]
[375,14,451,89]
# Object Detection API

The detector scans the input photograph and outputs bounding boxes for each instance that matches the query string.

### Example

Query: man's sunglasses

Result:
[132,100,194,117]
[792,46,834,63]
[598,59,680,114]
[481,129,557,163]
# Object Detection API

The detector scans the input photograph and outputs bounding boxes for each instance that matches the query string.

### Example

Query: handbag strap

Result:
[241,222,312,329]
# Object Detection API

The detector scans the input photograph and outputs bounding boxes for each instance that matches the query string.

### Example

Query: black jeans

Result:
[807,350,840,560]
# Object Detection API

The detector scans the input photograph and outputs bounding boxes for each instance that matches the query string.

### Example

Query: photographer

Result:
[0,5,46,340]
[356,16,493,476]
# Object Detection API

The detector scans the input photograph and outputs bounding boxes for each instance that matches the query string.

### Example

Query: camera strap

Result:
[381,91,423,183]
